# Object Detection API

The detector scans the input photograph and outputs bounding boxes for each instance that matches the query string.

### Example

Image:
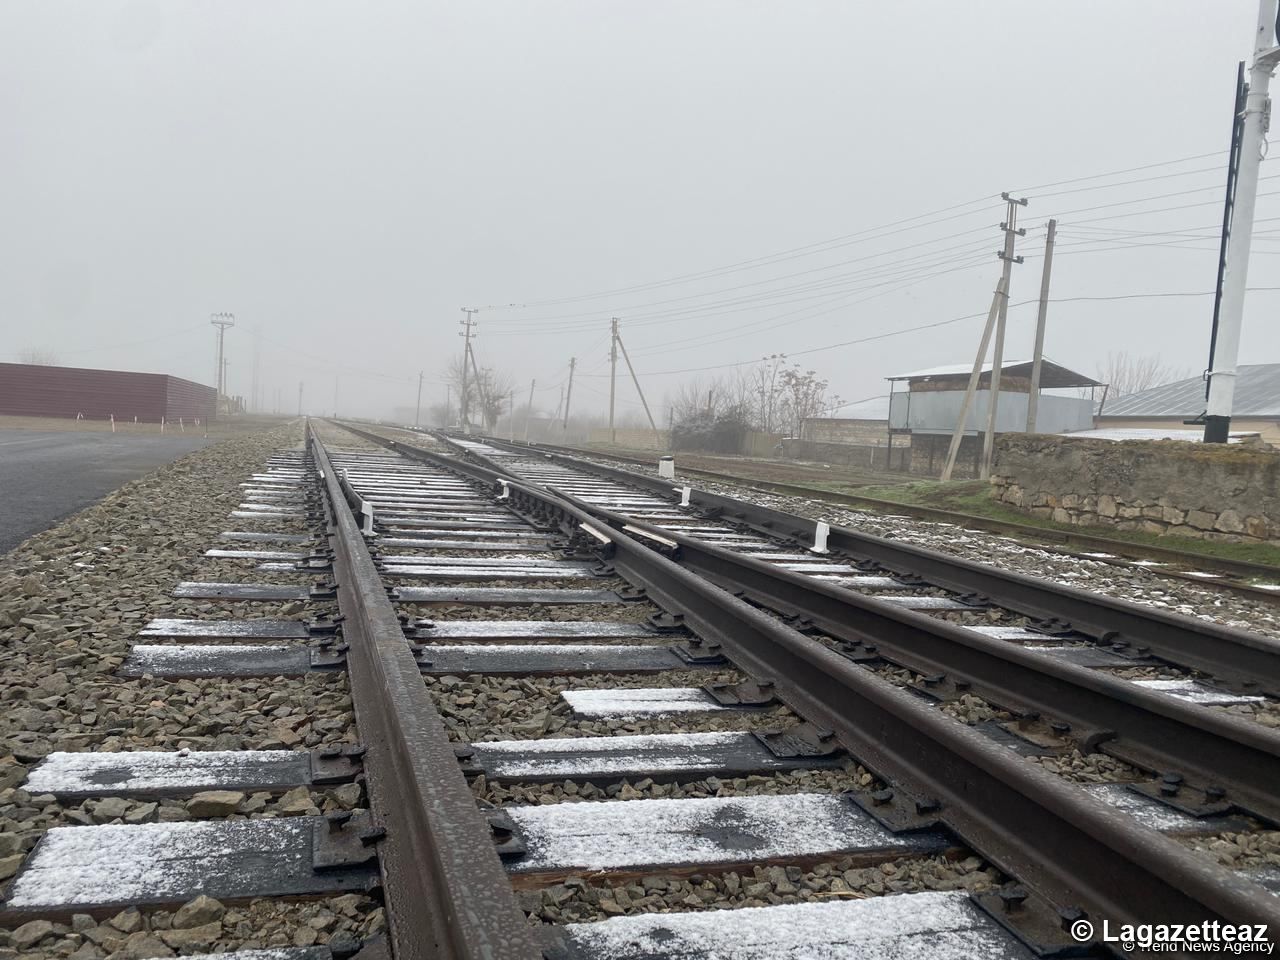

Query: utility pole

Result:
[616,331,660,439]
[415,371,424,428]
[297,381,303,417]
[1204,61,1248,419]
[222,358,230,412]
[981,193,1027,479]
[1206,2,1280,442]
[459,307,478,433]
[210,313,234,415]
[333,375,339,418]
[942,278,1008,482]
[563,357,576,430]
[1026,218,1057,433]
[609,318,619,443]
[523,378,536,441]
[250,325,261,414]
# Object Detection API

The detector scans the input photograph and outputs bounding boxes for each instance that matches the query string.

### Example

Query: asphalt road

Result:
[0,430,211,554]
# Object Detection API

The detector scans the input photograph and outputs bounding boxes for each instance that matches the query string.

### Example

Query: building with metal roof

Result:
[887,359,1102,390]
[1096,364,1280,442]
[882,358,1100,476]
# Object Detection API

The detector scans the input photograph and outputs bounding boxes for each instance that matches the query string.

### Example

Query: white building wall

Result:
[888,390,1092,435]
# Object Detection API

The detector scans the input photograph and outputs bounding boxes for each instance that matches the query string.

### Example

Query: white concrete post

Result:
[1206,0,1280,441]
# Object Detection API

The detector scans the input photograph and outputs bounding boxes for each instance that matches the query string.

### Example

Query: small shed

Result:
[886,359,1100,476]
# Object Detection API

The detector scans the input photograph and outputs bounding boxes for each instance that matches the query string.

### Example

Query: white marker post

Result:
[676,486,692,507]
[811,521,831,555]
[110,414,115,433]
[498,480,510,500]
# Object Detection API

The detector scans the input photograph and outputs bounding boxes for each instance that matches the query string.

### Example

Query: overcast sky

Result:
[4,1,1277,421]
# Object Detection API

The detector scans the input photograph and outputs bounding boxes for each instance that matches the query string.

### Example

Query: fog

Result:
[3,1,1274,422]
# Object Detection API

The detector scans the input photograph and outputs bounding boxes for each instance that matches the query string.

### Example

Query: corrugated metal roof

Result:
[1062,427,1254,442]
[1101,364,1280,418]
[887,358,1101,388]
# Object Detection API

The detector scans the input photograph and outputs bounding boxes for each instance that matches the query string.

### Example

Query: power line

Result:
[478,196,1001,312]
[1012,148,1229,194]
[577,287,1280,379]
[482,226,1000,330]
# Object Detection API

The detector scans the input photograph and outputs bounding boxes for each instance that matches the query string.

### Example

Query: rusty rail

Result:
[309,422,539,960]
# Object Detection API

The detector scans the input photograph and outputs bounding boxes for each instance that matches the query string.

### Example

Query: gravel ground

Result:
[1179,830,1280,871]
[0,893,383,958]
[511,448,1280,639]
[0,422,386,957]
[517,853,1001,926]
[427,669,794,742]
[334,429,1279,926]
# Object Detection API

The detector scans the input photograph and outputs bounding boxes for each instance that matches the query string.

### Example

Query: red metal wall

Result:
[164,374,217,421]
[0,363,216,422]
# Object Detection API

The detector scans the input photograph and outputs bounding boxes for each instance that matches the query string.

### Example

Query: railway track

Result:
[3,419,1278,960]
[443,432,1280,602]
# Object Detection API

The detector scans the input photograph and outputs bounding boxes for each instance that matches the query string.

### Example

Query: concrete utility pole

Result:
[297,381,303,417]
[616,332,660,439]
[210,313,235,413]
[941,278,1008,482]
[415,371,424,428]
[523,378,536,441]
[563,357,576,430]
[609,318,619,443]
[981,193,1027,479]
[1026,218,1057,433]
[250,325,261,414]
[459,307,479,433]
[1206,0,1280,442]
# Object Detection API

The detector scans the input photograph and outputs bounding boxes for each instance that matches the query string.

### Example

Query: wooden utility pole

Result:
[981,193,1027,479]
[563,357,576,429]
[609,318,619,443]
[941,278,1008,482]
[414,371,424,428]
[1026,219,1057,433]
[523,379,536,441]
[459,307,478,432]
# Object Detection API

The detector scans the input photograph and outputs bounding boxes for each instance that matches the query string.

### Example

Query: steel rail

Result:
[459,432,1280,586]
[353,425,1280,821]
[444,433,1280,695]
[331,424,1280,941]
[309,423,540,960]
[552,491,1280,826]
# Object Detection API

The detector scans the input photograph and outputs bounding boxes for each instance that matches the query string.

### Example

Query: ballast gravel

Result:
[0,421,385,956]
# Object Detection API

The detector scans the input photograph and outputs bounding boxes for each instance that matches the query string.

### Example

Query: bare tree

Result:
[19,347,59,366]
[1096,352,1190,398]
[777,365,830,436]
[441,354,515,431]
[748,354,788,433]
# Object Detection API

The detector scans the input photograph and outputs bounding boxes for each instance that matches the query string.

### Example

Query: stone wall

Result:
[990,434,1280,542]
